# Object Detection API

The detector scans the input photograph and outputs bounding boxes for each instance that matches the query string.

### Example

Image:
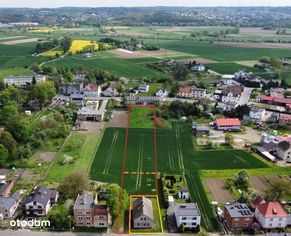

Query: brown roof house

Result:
[132,197,154,229]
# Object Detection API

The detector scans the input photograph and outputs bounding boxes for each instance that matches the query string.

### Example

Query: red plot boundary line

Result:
[116,105,158,234]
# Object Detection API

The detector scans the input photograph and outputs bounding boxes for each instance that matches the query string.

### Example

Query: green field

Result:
[206,62,264,74]
[155,40,291,61]
[46,132,100,182]
[129,107,154,128]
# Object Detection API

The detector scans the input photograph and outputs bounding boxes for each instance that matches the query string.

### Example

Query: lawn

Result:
[46,132,100,182]
[206,62,264,74]
[129,107,154,128]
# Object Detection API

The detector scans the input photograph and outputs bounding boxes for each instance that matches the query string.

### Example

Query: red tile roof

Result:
[258,95,273,102]
[250,195,265,209]
[84,83,99,92]
[256,202,287,217]
[258,95,291,105]
[279,113,291,121]
[179,86,193,94]
[215,118,241,127]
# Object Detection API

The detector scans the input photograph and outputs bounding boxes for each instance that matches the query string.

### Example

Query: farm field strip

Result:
[102,129,119,174]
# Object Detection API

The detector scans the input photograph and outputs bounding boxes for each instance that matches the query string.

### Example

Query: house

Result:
[0,197,19,219]
[255,202,288,229]
[177,86,193,98]
[192,126,210,137]
[178,188,190,199]
[132,197,154,229]
[156,88,169,98]
[221,86,243,104]
[257,96,291,107]
[191,63,205,72]
[73,191,110,228]
[74,192,94,227]
[139,84,149,93]
[103,87,119,97]
[214,118,241,131]
[278,114,291,126]
[276,141,291,162]
[93,205,110,228]
[248,107,266,121]
[213,89,223,101]
[24,186,59,219]
[126,96,160,104]
[60,83,83,96]
[77,101,104,122]
[174,203,201,230]
[193,88,206,100]
[83,83,101,97]
[3,75,46,87]
[224,203,254,231]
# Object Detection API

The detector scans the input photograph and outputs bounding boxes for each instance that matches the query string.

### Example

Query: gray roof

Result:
[174,203,201,217]
[133,197,153,221]
[278,141,291,151]
[0,197,16,209]
[179,187,189,193]
[225,203,253,218]
[77,107,103,115]
[24,186,55,205]
[74,192,94,210]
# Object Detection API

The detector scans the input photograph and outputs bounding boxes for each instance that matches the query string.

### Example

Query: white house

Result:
[249,107,266,121]
[254,202,288,229]
[174,203,201,230]
[156,88,169,98]
[3,75,46,87]
[221,86,243,104]
[139,84,149,93]
[83,83,101,97]
[193,88,206,100]
[276,141,291,162]
[191,63,205,72]
[178,188,190,200]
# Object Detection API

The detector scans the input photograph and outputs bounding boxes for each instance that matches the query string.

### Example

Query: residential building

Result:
[255,202,288,229]
[3,75,46,87]
[224,203,254,231]
[250,195,266,210]
[60,83,83,96]
[221,86,243,104]
[0,180,15,197]
[73,192,110,228]
[83,83,101,97]
[191,63,205,72]
[174,203,201,230]
[103,87,119,97]
[278,114,291,126]
[139,84,149,93]
[178,188,190,200]
[213,89,223,101]
[74,192,94,227]
[193,88,206,100]
[276,141,291,162]
[70,94,84,106]
[77,101,104,122]
[214,118,241,131]
[177,86,193,98]
[132,197,154,229]
[24,186,59,219]
[0,196,19,219]
[156,88,169,98]
[192,126,210,137]
[249,107,266,121]
[126,96,160,104]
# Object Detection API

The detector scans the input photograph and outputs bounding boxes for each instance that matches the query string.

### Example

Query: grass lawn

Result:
[46,131,100,182]
[0,67,32,81]
[206,62,264,74]
[129,107,154,128]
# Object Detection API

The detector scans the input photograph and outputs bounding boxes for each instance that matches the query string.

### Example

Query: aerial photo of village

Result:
[0,1,290,236]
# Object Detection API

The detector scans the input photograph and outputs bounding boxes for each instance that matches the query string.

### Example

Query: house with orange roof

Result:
[254,202,288,229]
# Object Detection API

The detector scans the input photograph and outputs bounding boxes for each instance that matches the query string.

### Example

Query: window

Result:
[244,223,249,227]
[78,217,83,220]
[245,218,250,221]
[270,218,273,222]
[192,223,196,226]
[192,217,197,220]
[234,218,239,222]
[182,217,187,220]
[86,211,91,215]
[279,218,282,221]
[269,223,272,227]
[86,217,91,220]
[278,223,281,226]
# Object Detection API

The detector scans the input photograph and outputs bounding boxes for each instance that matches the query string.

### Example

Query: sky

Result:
[0,0,291,8]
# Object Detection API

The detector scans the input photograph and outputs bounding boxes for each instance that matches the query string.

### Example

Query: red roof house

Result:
[254,202,288,229]
[215,118,241,131]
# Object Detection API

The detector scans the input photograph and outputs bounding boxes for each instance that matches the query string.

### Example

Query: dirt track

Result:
[108,110,128,128]
[0,38,40,45]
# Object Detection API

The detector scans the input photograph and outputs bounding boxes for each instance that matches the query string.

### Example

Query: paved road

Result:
[238,87,253,105]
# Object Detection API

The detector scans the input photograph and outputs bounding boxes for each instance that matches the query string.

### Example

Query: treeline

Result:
[190,26,239,37]
[35,38,59,54]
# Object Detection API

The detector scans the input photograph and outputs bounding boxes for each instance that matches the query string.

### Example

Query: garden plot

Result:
[205,178,234,203]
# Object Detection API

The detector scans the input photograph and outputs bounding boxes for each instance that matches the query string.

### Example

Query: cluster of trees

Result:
[35,38,59,54]
[223,104,250,119]
[190,26,240,38]
[85,68,119,84]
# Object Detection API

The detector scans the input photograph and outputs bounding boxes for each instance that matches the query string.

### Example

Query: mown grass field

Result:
[206,62,264,74]
[129,107,154,128]
[46,132,100,182]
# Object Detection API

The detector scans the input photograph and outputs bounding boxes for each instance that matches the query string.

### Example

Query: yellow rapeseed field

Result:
[69,40,99,54]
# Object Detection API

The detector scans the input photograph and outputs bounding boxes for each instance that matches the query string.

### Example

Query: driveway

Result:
[238,87,253,105]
